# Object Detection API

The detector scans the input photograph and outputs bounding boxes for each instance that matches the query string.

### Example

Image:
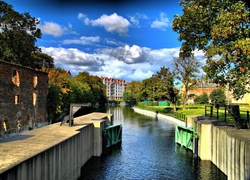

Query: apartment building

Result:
[101,77,126,100]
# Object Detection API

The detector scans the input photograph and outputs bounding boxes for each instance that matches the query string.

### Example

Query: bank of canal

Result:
[79,107,226,179]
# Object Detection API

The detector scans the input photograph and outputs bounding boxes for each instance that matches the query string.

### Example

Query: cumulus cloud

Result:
[83,13,130,36]
[63,36,100,45]
[100,45,151,64]
[40,45,205,82]
[38,22,64,37]
[41,47,105,73]
[151,12,170,30]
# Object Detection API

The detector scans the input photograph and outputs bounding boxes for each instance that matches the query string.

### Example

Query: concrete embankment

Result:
[0,112,112,180]
[133,108,185,126]
[133,107,250,180]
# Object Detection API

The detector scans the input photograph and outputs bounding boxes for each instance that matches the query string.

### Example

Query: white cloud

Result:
[77,12,85,19]
[40,45,205,82]
[100,45,151,64]
[63,36,100,45]
[129,13,148,28]
[84,13,130,36]
[151,12,170,31]
[39,22,64,37]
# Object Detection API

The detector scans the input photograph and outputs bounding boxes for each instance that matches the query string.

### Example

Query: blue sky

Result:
[6,0,204,82]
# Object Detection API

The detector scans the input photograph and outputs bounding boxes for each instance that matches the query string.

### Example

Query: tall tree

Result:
[173,0,250,99]
[174,57,200,109]
[155,67,180,112]
[0,1,53,69]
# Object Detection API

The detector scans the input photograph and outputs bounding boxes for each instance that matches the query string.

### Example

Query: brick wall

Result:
[0,60,48,133]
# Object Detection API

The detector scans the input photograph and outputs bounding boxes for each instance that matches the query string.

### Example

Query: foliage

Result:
[173,57,200,109]
[173,0,250,99]
[47,69,107,121]
[209,88,226,106]
[194,93,209,104]
[0,1,54,69]
[123,81,142,104]
[154,67,180,111]
[74,72,107,105]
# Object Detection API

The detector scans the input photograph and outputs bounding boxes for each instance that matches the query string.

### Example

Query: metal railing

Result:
[205,105,250,129]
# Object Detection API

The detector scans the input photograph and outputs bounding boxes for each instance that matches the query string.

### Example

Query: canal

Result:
[79,107,227,180]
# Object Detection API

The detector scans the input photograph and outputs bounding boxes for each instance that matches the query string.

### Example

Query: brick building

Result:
[0,60,48,134]
[101,77,126,100]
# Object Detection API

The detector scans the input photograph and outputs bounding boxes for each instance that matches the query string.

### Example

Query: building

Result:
[187,82,219,104]
[0,60,48,135]
[101,77,126,101]
[186,81,250,104]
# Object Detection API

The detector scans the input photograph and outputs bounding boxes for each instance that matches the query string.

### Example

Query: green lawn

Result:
[135,104,250,123]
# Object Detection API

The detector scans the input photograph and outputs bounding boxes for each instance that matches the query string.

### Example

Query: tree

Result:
[0,1,53,69]
[155,67,179,112]
[173,0,250,99]
[123,81,142,104]
[194,93,209,104]
[141,76,159,101]
[174,57,200,109]
[74,72,107,105]
[209,88,226,106]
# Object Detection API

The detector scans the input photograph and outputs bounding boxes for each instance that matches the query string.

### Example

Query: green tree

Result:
[123,81,142,104]
[174,57,200,109]
[173,0,250,99]
[0,1,54,69]
[155,67,179,112]
[194,93,209,104]
[141,76,159,101]
[74,72,107,106]
[209,88,226,106]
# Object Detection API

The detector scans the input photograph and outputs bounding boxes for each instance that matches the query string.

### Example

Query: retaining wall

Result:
[196,120,250,180]
[134,107,250,180]
[0,124,94,180]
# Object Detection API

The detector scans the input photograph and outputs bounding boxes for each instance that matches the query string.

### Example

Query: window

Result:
[12,70,20,86]
[33,76,38,89]
[33,92,37,106]
[14,95,20,104]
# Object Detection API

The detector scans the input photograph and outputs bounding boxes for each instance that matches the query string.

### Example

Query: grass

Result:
[135,104,250,124]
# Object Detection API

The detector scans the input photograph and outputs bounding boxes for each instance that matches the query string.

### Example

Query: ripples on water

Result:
[79,107,227,180]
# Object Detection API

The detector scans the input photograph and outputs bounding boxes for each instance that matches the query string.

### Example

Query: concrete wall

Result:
[133,108,250,180]
[0,124,94,180]
[196,120,250,180]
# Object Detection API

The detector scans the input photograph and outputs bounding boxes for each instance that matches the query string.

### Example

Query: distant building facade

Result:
[0,60,48,135]
[101,77,126,101]
[187,82,219,104]
[186,81,250,104]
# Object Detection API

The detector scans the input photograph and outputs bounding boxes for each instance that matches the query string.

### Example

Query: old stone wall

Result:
[0,60,48,134]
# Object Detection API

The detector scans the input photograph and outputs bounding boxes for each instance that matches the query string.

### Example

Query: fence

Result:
[205,105,250,128]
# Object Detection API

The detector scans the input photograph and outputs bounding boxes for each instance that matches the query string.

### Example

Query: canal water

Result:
[79,107,227,180]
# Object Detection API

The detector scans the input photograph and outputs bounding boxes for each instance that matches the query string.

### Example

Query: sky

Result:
[5,0,205,82]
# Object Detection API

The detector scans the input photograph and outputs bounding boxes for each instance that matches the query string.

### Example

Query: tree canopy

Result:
[0,1,54,69]
[173,0,250,99]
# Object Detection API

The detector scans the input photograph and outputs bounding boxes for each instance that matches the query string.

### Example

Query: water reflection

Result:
[79,107,226,180]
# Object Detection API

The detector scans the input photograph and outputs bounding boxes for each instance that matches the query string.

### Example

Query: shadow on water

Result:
[79,106,227,180]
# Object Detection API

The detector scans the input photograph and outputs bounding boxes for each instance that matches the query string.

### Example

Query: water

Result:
[79,107,227,180]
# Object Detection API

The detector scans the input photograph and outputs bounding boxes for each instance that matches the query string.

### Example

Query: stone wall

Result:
[0,60,48,134]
